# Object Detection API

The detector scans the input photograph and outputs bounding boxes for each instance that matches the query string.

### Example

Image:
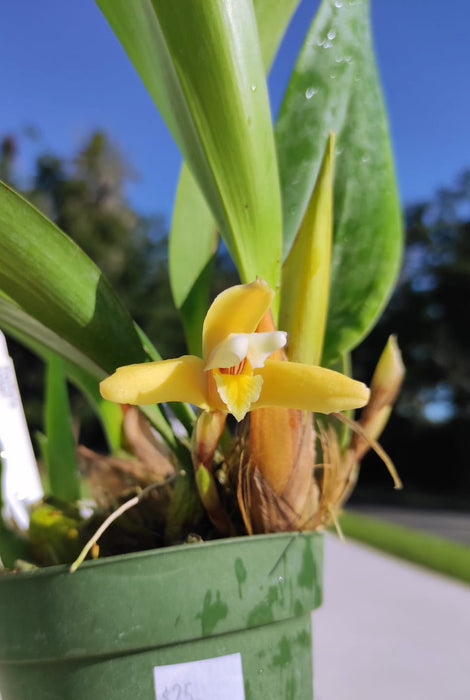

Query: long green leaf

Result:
[0,182,146,374]
[0,295,104,381]
[276,0,402,364]
[168,0,302,346]
[253,0,301,70]
[0,306,123,453]
[96,0,282,288]
[0,185,177,451]
[0,302,177,452]
[44,356,80,503]
[169,166,217,356]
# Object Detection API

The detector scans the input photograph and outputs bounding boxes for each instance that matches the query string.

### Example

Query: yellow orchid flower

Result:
[100,280,370,419]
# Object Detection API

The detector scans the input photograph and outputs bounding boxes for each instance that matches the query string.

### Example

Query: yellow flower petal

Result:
[253,360,370,414]
[202,280,274,361]
[213,369,263,422]
[246,331,287,368]
[100,356,209,408]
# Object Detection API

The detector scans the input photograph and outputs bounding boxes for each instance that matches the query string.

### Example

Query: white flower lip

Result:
[205,331,287,371]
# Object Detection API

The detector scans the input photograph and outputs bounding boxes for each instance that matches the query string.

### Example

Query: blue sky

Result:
[1,0,469,224]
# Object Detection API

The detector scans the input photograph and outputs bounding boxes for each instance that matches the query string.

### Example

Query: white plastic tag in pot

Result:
[0,331,43,529]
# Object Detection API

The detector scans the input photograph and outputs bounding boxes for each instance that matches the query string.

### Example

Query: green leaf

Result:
[96,0,282,288]
[276,0,402,364]
[0,182,147,375]
[253,0,302,70]
[280,133,335,365]
[169,166,217,355]
[0,182,177,452]
[93,400,123,454]
[0,520,31,569]
[164,471,204,544]
[0,303,177,452]
[169,168,218,314]
[0,297,123,452]
[0,294,105,381]
[168,0,302,344]
[44,356,81,503]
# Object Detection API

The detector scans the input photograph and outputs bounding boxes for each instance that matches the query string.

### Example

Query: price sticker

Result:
[153,652,245,700]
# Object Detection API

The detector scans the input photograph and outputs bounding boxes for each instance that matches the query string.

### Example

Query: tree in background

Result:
[353,171,470,507]
[0,136,16,183]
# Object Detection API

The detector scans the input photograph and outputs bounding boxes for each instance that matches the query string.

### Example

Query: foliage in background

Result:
[353,170,470,506]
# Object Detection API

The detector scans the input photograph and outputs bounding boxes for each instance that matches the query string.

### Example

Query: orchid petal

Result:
[213,368,263,422]
[205,331,287,370]
[253,359,370,414]
[100,356,209,409]
[247,331,287,368]
[202,279,274,361]
[205,333,249,370]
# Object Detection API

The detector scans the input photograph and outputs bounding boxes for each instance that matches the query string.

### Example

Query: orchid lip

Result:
[204,331,287,371]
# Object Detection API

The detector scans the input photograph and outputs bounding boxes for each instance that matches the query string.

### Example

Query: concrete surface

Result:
[313,535,470,699]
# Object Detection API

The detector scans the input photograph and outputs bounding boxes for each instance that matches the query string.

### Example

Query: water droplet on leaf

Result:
[305,87,317,99]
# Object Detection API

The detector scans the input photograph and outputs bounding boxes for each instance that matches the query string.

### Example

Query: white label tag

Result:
[153,652,245,700]
[0,332,43,528]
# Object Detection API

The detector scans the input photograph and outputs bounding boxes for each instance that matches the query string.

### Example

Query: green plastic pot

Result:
[0,532,323,699]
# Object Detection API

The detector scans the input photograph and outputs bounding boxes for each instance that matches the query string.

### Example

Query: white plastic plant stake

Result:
[0,331,43,529]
